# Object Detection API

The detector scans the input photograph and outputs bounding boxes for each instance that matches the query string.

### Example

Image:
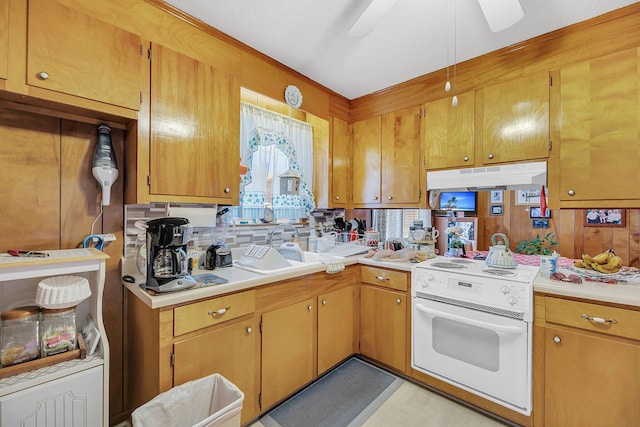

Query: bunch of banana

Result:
[573,249,623,274]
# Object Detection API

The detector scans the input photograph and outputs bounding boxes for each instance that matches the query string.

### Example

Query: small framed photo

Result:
[532,219,549,228]
[490,190,503,204]
[490,205,503,216]
[516,189,542,205]
[529,207,551,218]
[584,209,626,227]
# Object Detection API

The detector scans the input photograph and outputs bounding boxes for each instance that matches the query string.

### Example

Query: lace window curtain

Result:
[237,102,315,220]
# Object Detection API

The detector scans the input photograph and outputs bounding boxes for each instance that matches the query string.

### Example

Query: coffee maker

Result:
[145,217,197,293]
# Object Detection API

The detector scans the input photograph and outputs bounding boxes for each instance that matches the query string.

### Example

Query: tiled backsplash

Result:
[124,203,341,258]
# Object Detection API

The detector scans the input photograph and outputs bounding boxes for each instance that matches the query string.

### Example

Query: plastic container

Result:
[40,306,77,357]
[1,306,40,367]
[132,373,244,427]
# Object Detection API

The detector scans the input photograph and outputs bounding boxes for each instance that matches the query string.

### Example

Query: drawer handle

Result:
[208,306,231,316]
[375,275,389,281]
[581,313,617,324]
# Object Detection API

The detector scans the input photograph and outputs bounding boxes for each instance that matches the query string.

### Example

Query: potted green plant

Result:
[515,232,558,255]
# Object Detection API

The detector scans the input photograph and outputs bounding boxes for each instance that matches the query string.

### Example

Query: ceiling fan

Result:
[348,0,524,36]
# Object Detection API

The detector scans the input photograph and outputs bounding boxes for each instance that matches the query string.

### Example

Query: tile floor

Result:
[250,379,509,427]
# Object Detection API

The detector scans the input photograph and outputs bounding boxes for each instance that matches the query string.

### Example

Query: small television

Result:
[437,191,477,215]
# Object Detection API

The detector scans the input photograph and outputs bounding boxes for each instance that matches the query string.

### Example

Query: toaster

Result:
[205,244,233,269]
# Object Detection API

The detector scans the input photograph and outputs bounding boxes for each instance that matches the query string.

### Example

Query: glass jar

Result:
[40,306,77,357]
[1,306,40,367]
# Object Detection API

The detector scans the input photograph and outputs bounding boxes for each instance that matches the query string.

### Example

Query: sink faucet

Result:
[267,223,300,246]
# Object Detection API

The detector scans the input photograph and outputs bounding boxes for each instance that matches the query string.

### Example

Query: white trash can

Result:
[132,374,244,427]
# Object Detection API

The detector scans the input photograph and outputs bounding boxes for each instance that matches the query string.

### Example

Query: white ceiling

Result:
[163,0,638,100]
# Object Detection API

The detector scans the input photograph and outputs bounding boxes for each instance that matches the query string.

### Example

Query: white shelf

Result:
[0,248,110,426]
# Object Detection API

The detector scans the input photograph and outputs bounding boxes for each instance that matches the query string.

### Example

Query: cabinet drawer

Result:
[545,297,640,341]
[174,290,255,336]
[360,266,407,291]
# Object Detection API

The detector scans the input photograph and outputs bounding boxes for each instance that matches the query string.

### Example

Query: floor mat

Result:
[261,358,403,427]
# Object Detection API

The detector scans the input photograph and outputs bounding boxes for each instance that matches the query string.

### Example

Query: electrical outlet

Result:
[99,233,117,242]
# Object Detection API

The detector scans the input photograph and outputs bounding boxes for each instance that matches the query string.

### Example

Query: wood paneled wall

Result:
[474,192,640,267]
[0,108,126,421]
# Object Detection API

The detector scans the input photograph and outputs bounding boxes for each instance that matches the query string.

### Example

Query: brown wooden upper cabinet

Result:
[0,0,8,82]
[352,106,422,208]
[555,47,640,204]
[26,0,142,111]
[330,117,350,208]
[423,91,475,170]
[147,43,240,204]
[478,71,550,164]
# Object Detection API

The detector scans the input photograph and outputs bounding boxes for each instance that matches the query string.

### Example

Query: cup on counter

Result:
[540,255,557,278]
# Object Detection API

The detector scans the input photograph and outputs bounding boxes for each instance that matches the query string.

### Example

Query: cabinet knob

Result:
[487,153,494,159]
[38,71,50,80]
[396,298,401,304]
[307,305,312,311]
[387,196,393,200]
[373,195,378,200]
[247,327,252,333]
[224,187,230,194]
[567,189,575,196]
[463,156,469,162]
[322,300,327,305]
[553,336,561,343]
[335,196,340,200]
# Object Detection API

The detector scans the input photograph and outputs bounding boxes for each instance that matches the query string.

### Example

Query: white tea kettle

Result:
[485,233,517,269]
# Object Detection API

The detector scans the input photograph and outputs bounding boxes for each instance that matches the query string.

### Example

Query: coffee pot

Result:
[146,217,196,292]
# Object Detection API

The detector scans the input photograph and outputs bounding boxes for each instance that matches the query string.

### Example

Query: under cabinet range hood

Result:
[426,161,547,191]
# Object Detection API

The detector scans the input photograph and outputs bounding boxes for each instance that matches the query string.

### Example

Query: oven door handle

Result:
[415,303,525,334]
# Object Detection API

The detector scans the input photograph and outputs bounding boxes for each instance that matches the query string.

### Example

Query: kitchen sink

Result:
[233,245,324,275]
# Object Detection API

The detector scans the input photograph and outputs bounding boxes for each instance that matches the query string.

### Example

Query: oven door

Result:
[412,296,531,414]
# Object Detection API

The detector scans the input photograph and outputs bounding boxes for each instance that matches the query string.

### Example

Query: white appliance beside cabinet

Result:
[0,248,110,427]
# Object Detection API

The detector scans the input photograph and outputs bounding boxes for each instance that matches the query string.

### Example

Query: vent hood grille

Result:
[426,161,547,192]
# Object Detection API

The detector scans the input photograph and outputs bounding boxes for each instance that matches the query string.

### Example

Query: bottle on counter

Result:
[1,306,41,367]
[308,229,317,252]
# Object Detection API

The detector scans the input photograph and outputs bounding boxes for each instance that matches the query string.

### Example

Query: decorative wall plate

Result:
[284,85,303,109]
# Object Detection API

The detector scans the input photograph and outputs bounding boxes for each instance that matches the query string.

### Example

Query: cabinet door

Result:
[423,92,475,169]
[0,366,103,426]
[0,0,8,81]
[261,298,315,409]
[26,0,141,110]
[331,117,349,207]
[173,319,259,424]
[557,48,640,202]
[149,43,240,203]
[318,286,354,374]
[360,285,406,372]
[480,71,550,164]
[382,106,421,206]
[544,326,640,426]
[352,116,382,206]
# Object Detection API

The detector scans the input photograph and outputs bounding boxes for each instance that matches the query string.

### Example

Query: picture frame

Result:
[584,209,626,227]
[490,205,503,216]
[532,219,549,228]
[529,207,551,218]
[515,189,542,205]
[490,190,503,204]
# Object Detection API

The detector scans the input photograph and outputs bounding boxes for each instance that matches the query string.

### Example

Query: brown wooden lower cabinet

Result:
[261,298,316,410]
[359,285,407,373]
[535,295,640,427]
[318,286,356,375]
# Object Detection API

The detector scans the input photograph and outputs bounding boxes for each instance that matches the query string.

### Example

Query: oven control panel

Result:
[412,267,532,317]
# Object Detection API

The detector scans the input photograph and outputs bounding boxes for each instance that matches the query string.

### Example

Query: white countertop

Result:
[533,267,640,307]
[123,256,640,310]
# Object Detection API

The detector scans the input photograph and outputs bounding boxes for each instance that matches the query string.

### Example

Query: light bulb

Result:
[452,95,458,107]
[445,81,451,92]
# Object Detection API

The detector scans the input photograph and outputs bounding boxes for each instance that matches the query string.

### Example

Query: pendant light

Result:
[444,0,451,92]
[451,0,458,107]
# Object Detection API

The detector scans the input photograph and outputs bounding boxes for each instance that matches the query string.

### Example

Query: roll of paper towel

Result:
[166,207,217,227]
